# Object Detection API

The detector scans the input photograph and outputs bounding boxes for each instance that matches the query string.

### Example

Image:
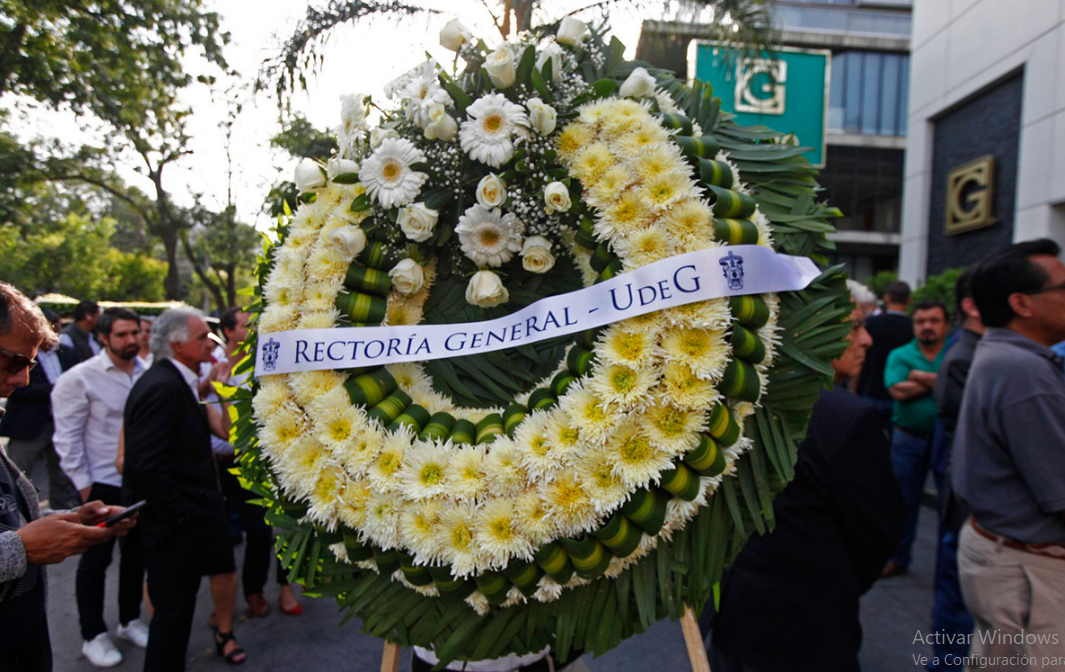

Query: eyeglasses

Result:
[0,345,37,375]
[1025,281,1065,296]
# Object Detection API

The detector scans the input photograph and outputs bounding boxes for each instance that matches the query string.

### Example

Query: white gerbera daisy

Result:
[455,204,524,268]
[476,498,533,567]
[358,137,428,209]
[459,93,529,168]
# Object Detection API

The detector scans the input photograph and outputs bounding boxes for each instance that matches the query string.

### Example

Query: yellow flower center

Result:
[451,523,473,550]
[483,113,504,133]
[681,329,709,356]
[329,418,352,442]
[620,435,654,464]
[378,450,401,476]
[610,367,637,392]
[613,334,645,361]
[654,408,687,436]
[489,517,513,541]
[382,160,402,182]
[420,463,444,486]
[479,229,501,246]
[552,480,585,511]
[530,436,550,456]
[583,401,605,422]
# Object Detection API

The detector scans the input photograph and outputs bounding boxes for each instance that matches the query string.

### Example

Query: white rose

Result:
[476,174,507,208]
[466,270,509,308]
[556,17,587,46]
[485,46,516,89]
[526,98,557,135]
[440,18,473,52]
[543,181,572,214]
[425,108,458,141]
[294,158,326,193]
[397,202,439,242]
[326,158,360,181]
[389,258,425,295]
[370,127,399,149]
[330,225,367,257]
[536,43,563,81]
[619,67,657,99]
[520,236,555,274]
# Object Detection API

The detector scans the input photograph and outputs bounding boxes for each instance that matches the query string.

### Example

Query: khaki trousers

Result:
[957,523,1065,672]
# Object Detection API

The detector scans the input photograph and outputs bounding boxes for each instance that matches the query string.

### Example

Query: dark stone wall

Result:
[926,72,1023,275]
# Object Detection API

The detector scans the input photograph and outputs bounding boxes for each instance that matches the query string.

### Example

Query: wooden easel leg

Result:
[681,606,712,672]
[381,641,402,672]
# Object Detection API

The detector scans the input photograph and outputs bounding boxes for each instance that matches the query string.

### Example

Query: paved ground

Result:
[36,460,940,672]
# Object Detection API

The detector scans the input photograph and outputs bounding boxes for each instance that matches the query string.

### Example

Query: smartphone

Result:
[97,500,147,527]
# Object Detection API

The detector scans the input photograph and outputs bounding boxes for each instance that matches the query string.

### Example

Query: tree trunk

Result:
[161,230,182,300]
[513,0,535,35]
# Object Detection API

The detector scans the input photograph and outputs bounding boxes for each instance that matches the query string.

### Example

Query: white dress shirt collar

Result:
[169,358,201,399]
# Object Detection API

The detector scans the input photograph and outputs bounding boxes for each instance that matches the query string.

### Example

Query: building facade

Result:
[636,0,913,283]
[897,0,1065,283]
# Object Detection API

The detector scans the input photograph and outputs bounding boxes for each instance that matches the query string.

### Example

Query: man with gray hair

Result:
[122,308,242,671]
[0,282,136,671]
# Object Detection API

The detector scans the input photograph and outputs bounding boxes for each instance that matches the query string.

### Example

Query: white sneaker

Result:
[116,618,150,648]
[82,633,123,668]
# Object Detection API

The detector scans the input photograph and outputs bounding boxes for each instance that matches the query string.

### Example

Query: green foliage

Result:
[865,270,898,299]
[0,213,167,301]
[913,267,965,317]
[0,0,227,119]
[270,115,338,160]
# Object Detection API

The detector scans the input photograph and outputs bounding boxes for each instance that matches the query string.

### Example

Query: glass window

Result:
[820,145,905,234]
[826,50,909,136]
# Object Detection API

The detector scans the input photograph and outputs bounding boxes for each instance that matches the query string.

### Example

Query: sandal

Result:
[246,593,271,618]
[214,630,246,666]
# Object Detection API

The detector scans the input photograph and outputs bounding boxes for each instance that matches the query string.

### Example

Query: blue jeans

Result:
[928,528,974,670]
[889,427,940,568]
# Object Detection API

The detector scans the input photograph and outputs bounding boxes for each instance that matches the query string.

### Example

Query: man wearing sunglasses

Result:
[953,239,1065,667]
[0,282,136,671]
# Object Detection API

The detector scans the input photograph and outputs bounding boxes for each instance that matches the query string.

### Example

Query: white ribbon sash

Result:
[255,245,820,377]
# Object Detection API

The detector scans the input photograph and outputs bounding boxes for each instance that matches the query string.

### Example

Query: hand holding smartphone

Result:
[96,500,147,528]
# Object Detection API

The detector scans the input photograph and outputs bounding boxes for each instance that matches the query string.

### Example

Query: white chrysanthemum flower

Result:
[662,199,714,246]
[483,435,528,497]
[587,363,658,409]
[639,170,698,210]
[613,123,671,159]
[274,438,330,501]
[259,404,306,458]
[306,242,350,280]
[598,325,660,369]
[252,379,296,425]
[556,122,595,163]
[398,499,443,560]
[658,362,721,410]
[289,369,346,409]
[514,411,564,482]
[358,137,428,209]
[594,190,655,239]
[399,440,452,500]
[363,491,400,549]
[263,275,301,309]
[615,225,677,269]
[271,247,306,282]
[307,463,346,528]
[660,326,730,380]
[296,310,340,331]
[336,480,372,530]
[633,144,684,182]
[543,413,582,459]
[558,384,620,446]
[512,490,554,546]
[446,445,487,501]
[454,204,524,268]
[619,310,665,336]
[367,429,409,493]
[533,576,564,603]
[540,471,597,537]
[465,591,491,616]
[313,400,365,453]
[438,502,481,577]
[476,498,533,567]
[663,297,732,330]
[301,277,344,313]
[459,93,529,168]
[383,298,423,327]
[337,424,384,476]
[258,306,298,333]
[588,165,638,207]
[576,447,629,513]
[641,403,706,455]
[607,425,673,488]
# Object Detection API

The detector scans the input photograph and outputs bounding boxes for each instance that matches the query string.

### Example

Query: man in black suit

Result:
[60,301,101,365]
[122,308,240,672]
[708,298,906,672]
[0,309,80,509]
[856,281,913,427]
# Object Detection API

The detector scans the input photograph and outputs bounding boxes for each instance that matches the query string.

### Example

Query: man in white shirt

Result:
[52,307,149,667]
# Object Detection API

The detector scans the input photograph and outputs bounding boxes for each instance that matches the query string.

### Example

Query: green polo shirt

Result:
[884,339,946,433]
